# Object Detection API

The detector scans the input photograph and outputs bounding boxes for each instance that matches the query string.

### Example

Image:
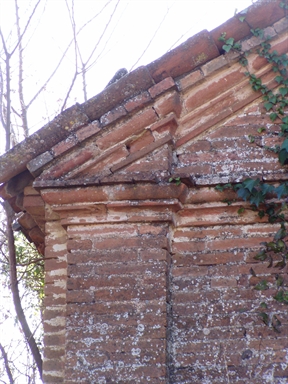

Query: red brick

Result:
[92,235,168,251]
[150,114,178,137]
[43,359,65,373]
[75,121,101,141]
[42,183,187,205]
[52,135,78,157]
[100,105,127,126]
[173,289,220,303]
[111,134,172,173]
[148,77,176,98]
[41,148,95,180]
[173,265,208,277]
[201,55,228,76]
[66,290,93,303]
[67,275,137,290]
[184,140,211,152]
[127,130,154,153]
[207,236,268,251]
[176,69,203,91]
[69,249,137,264]
[96,108,158,150]
[211,277,238,288]
[67,239,92,251]
[124,91,152,112]
[45,258,67,272]
[138,224,167,236]
[175,100,234,148]
[173,164,212,177]
[185,65,245,111]
[173,251,244,266]
[172,240,206,253]
[85,145,129,175]
[174,226,242,239]
[215,159,283,174]
[140,249,168,262]
[44,333,65,347]
[153,91,182,118]
[185,187,237,204]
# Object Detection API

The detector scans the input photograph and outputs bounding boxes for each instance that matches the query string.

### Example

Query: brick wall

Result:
[65,222,170,383]
[38,178,288,383]
[22,16,288,383]
[170,222,288,382]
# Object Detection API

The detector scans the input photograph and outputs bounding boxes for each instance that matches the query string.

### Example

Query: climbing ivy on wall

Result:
[217,5,288,331]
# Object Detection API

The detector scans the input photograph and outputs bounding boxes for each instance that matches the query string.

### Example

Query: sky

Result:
[0,0,253,144]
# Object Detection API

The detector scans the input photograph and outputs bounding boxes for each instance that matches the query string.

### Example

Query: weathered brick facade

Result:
[0,1,288,382]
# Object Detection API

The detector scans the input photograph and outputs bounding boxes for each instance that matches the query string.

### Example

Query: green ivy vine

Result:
[217,8,288,331]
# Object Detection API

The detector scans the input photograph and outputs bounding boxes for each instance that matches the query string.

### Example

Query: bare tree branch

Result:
[26,1,112,110]
[61,70,78,112]
[10,0,41,57]
[0,342,14,384]
[130,4,172,71]
[0,64,6,130]
[15,0,28,138]
[84,0,121,69]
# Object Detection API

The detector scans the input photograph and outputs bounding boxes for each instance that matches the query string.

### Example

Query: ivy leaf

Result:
[276,275,284,287]
[267,241,278,251]
[278,149,288,165]
[218,32,227,42]
[275,75,284,84]
[258,312,269,325]
[279,87,288,97]
[254,250,268,261]
[250,191,265,207]
[223,44,232,53]
[261,183,275,195]
[273,290,288,304]
[275,183,288,198]
[254,280,269,291]
[239,16,246,22]
[226,37,235,45]
[242,178,260,192]
[237,187,251,201]
[264,101,274,111]
[276,240,286,251]
[281,138,288,151]
[270,112,278,122]
[274,227,287,241]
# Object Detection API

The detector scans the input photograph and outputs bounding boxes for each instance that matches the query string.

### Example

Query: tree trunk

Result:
[4,201,43,379]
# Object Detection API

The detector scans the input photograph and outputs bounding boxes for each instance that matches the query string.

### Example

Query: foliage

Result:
[169,176,181,186]
[218,20,288,331]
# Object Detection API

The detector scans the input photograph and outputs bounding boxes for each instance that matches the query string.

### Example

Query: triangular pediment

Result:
[33,112,178,187]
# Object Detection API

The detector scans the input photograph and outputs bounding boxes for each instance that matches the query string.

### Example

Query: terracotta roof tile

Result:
[147,30,219,82]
